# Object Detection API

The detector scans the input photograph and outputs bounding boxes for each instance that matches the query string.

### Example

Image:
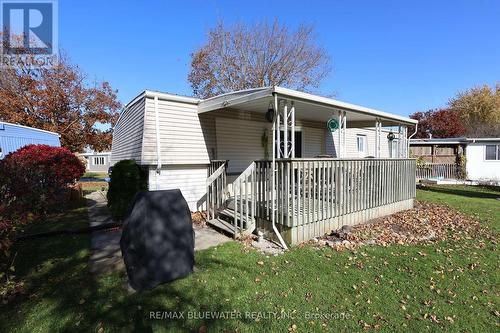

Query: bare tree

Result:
[189,20,332,98]
[449,83,500,137]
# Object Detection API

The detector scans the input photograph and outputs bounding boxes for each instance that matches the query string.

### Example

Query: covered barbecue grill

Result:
[120,190,195,291]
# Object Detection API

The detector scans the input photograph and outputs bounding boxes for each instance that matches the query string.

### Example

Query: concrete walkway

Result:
[86,191,123,275]
[86,191,231,275]
[193,224,231,250]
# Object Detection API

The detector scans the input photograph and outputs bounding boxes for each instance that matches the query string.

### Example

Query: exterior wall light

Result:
[265,103,275,123]
[387,132,395,141]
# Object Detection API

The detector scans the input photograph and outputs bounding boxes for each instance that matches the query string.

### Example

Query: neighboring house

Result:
[79,151,113,173]
[112,86,418,246]
[410,137,500,182]
[0,121,60,159]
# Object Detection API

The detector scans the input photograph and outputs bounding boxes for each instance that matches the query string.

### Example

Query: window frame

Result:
[356,134,367,156]
[93,156,106,165]
[485,144,500,161]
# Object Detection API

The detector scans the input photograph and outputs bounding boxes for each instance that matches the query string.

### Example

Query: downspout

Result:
[154,96,162,189]
[407,123,418,158]
[272,92,288,250]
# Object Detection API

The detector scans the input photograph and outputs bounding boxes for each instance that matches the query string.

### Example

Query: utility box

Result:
[120,190,195,291]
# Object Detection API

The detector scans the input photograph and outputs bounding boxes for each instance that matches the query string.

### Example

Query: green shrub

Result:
[107,160,147,219]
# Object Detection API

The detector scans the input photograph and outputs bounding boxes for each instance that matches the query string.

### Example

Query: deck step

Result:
[207,218,236,236]
[207,208,257,238]
[219,208,255,225]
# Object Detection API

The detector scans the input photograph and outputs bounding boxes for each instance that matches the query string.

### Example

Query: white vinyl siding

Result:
[216,117,271,174]
[326,128,395,158]
[215,117,326,173]
[148,165,208,211]
[466,143,500,181]
[142,97,210,165]
[111,99,145,164]
[199,114,217,160]
[303,127,325,157]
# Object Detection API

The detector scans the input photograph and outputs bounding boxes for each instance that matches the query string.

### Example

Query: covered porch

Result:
[201,87,418,247]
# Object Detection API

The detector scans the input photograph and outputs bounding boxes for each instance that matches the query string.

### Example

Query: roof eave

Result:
[272,86,418,125]
[198,87,273,113]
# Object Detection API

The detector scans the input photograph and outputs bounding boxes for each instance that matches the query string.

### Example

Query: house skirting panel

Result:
[259,199,414,245]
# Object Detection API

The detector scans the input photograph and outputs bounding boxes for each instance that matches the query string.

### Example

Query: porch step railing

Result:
[230,162,257,236]
[206,161,227,220]
[416,163,459,180]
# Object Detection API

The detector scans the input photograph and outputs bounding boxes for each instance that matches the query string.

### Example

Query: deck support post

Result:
[398,125,403,158]
[337,110,347,158]
[291,102,295,158]
[375,118,382,158]
[337,110,342,158]
[343,111,347,157]
[271,93,289,250]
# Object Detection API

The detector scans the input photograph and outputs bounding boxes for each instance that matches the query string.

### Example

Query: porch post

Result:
[398,125,402,158]
[377,119,383,158]
[283,102,288,158]
[291,102,295,158]
[343,111,347,157]
[337,110,342,158]
[271,93,288,249]
[272,94,277,232]
[403,126,408,158]
[276,102,281,158]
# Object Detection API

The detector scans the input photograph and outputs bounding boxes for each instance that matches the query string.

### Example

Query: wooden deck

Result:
[207,158,417,244]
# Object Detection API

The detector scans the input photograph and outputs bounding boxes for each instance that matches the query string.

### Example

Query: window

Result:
[357,135,366,155]
[93,156,105,165]
[485,145,500,160]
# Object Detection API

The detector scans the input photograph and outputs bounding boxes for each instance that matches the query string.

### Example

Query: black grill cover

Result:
[120,190,195,291]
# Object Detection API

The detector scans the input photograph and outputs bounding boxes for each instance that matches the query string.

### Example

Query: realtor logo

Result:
[1,0,58,67]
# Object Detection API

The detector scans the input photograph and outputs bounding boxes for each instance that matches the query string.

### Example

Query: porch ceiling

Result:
[198,86,417,127]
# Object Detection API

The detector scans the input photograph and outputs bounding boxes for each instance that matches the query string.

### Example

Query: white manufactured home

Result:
[111,86,418,246]
[78,151,114,173]
[411,137,500,183]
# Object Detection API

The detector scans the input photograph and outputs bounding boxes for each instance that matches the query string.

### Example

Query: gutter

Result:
[154,96,162,181]
[407,123,418,157]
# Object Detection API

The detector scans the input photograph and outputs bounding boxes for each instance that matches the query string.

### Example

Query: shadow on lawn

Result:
[420,185,500,199]
[0,227,264,332]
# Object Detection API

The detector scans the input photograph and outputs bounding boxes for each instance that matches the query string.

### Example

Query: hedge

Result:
[107,160,148,219]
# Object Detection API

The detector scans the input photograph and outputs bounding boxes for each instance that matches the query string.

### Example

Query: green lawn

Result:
[417,185,500,233]
[0,186,498,332]
[82,172,108,179]
[79,181,109,196]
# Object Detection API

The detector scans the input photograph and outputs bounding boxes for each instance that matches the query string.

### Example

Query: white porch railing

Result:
[207,158,416,242]
[254,158,416,227]
[416,163,459,180]
[230,162,257,235]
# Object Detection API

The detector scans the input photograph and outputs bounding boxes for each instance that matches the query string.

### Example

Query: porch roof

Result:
[198,86,417,127]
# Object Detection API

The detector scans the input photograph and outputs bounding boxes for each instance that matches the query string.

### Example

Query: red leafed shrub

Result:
[0,144,85,213]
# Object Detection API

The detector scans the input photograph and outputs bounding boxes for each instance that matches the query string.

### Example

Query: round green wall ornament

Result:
[327,118,339,132]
